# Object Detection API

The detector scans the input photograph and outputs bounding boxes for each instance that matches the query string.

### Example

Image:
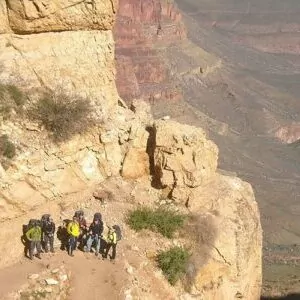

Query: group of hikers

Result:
[23,210,121,262]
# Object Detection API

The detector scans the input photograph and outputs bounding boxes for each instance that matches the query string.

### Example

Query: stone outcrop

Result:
[153,120,218,204]
[184,175,262,299]
[114,0,186,103]
[150,120,261,299]
[275,123,300,144]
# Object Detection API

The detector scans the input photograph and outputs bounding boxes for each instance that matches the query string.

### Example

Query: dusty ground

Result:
[0,177,181,300]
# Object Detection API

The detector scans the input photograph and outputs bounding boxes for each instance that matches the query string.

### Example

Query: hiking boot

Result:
[95,252,98,257]
[36,254,41,259]
[50,249,55,253]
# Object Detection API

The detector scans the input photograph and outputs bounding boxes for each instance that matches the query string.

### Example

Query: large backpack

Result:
[41,214,50,224]
[112,225,122,241]
[93,212,102,222]
[26,219,37,232]
[74,210,84,218]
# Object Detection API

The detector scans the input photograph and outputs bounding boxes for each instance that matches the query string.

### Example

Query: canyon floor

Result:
[150,0,300,296]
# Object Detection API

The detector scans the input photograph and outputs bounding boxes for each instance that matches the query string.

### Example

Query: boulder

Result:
[122,148,150,179]
[153,120,218,204]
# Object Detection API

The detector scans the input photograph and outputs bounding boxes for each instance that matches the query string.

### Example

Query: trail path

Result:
[0,250,128,300]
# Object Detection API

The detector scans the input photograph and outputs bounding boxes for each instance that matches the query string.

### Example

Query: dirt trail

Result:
[0,251,128,300]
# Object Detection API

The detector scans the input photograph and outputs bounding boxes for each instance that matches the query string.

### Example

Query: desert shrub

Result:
[0,84,26,120]
[127,207,186,238]
[0,134,16,159]
[28,93,92,141]
[157,246,190,285]
[6,84,25,106]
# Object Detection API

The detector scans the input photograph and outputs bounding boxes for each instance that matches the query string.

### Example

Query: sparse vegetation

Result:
[28,93,93,141]
[127,207,186,238]
[0,134,16,159]
[0,84,26,120]
[157,246,190,285]
[20,289,47,300]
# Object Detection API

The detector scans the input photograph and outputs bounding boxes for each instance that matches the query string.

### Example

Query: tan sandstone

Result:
[6,0,118,33]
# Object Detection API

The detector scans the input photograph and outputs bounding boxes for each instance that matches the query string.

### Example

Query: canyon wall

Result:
[114,0,186,103]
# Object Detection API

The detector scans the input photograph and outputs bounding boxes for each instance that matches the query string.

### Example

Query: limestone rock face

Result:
[6,0,117,33]
[185,175,262,300]
[0,31,117,114]
[0,2,10,33]
[153,120,218,204]
[0,0,119,116]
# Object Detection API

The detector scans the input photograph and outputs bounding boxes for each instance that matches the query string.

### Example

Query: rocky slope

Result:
[0,1,262,299]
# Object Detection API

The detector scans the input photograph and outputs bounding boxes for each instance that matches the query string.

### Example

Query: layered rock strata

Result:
[114,0,186,103]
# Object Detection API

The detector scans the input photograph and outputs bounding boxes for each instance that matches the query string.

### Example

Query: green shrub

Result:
[28,93,92,141]
[127,207,186,238]
[157,246,190,285]
[0,135,16,159]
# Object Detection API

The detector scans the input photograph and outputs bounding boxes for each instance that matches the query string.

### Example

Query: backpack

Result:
[112,225,122,241]
[41,214,50,224]
[93,212,102,222]
[26,219,37,232]
[74,210,84,218]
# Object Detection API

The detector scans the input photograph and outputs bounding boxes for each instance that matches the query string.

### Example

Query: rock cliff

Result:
[0,1,262,299]
[0,0,119,116]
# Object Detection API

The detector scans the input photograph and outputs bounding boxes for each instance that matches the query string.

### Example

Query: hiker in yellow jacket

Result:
[67,216,80,257]
[103,226,117,261]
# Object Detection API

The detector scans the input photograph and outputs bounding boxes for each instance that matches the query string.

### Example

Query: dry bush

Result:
[0,84,26,121]
[28,92,93,142]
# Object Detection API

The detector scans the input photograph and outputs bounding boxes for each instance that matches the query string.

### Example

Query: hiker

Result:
[74,210,87,249]
[25,220,42,260]
[103,225,121,261]
[67,216,80,257]
[22,219,36,258]
[41,216,55,253]
[85,217,103,256]
[57,219,71,251]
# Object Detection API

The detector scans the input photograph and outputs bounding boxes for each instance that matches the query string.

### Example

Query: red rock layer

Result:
[114,0,186,103]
